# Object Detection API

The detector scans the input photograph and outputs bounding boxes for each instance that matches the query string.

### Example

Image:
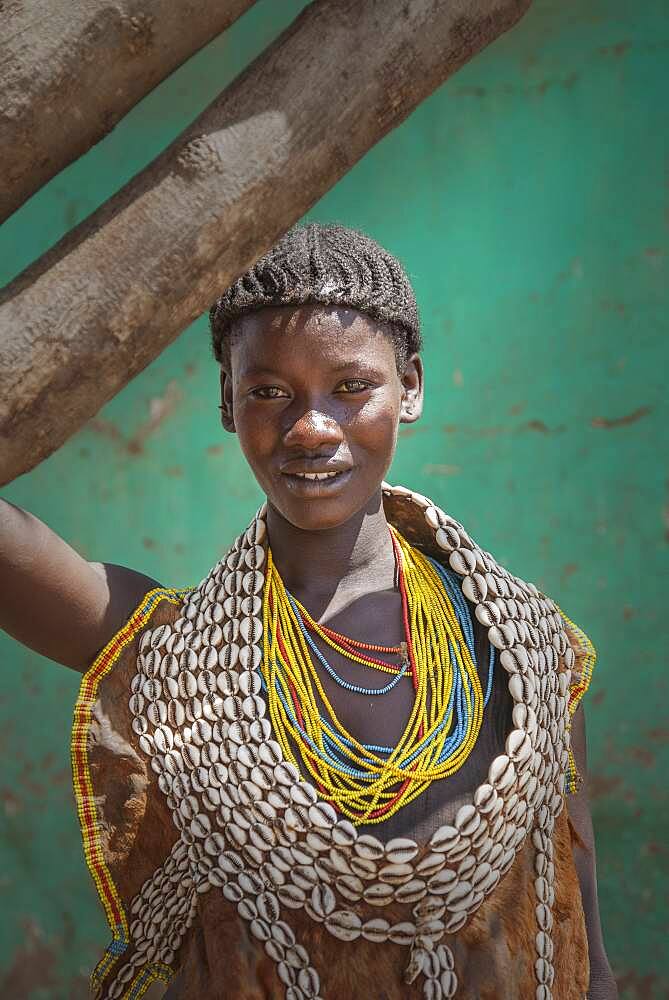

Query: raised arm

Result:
[567,706,618,1000]
[0,498,161,672]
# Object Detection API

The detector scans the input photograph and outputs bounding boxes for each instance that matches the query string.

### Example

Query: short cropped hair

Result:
[209,223,421,371]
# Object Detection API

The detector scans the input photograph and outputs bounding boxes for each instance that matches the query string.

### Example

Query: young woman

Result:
[0,224,616,999]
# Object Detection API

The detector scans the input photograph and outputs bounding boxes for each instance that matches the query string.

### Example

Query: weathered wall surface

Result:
[0,0,666,996]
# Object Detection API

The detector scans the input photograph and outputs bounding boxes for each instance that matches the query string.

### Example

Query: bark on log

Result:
[0,0,258,223]
[0,0,532,486]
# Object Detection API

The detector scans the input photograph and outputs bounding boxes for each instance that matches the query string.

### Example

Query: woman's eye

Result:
[338,379,372,393]
[250,386,288,399]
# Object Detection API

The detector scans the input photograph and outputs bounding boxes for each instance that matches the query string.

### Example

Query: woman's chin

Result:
[266,480,384,534]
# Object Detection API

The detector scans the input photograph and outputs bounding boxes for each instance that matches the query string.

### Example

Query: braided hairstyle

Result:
[209,223,421,372]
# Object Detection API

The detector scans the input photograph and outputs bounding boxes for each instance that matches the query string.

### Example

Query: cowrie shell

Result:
[363,882,394,906]
[457,853,476,879]
[535,957,553,985]
[475,602,502,628]
[308,801,337,828]
[249,918,270,942]
[424,506,441,529]
[427,868,457,894]
[488,623,515,650]
[310,884,335,919]
[278,884,306,908]
[449,548,477,576]
[240,616,262,644]
[237,898,257,921]
[536,903,553,932]
[413,895,445,920]
[260,861,284,888]
[297,968,320,998]
[435,525,460,552]
[291,782,318,808]
[129,693,145,716]
[424,978,443,1000]
[332,820,357,848]
[324,909,362,942]
[445,880,473,908]
[361,917,390,943]
[455,803,480,837]
[243,570,264,595]
[440,970,458,998]
[291,866,319,892]
[420,916,446,940]
[257,891,280,923]
[239,644,262,670]
[142,649,162,676]
[474,783,498,813]
[429,824,460,854]
[489,754,516,791]
[378,863,413,886]
[500,645,530,674]
[462,571,488,603]
[336,874,364,902]
[222,882,243,903]
[277,959,296,987]
[238,670,261,697]
[306,828,332,853]
[190,813,211,838]
[355,834,384,860]
[198,645,219,672]
[394,878,427,903]
[385,837,418,864]
[506,728,532,764]
[350,855,377,880]
[415,852,446,877]
[389,921,415,946]
[218,643,240,670]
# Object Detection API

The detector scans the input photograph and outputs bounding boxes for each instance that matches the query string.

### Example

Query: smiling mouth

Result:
[291,471,341,481]
[282,467,353,493]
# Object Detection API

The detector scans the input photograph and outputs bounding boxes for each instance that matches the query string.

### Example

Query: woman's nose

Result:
[283,407,343,450]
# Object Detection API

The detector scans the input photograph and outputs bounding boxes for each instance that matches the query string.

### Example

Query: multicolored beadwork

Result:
[260,526,496,824]
[73,485,596,1000]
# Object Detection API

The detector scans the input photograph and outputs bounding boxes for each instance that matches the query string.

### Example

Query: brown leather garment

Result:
[77,496,593,999]
[80,591,589,1000]
[165,809,587,1000]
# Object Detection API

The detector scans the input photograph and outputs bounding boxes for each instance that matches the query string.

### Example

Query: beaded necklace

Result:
[261,527,496,824]
[124,485,581,1000]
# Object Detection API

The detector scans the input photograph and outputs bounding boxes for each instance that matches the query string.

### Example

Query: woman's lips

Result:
[281,467,353,496]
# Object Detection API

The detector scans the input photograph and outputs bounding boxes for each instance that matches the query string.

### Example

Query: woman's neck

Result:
[265,490,397,612]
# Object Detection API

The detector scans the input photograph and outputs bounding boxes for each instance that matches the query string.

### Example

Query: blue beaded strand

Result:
[261,557,497,781]
[287,594,409,696]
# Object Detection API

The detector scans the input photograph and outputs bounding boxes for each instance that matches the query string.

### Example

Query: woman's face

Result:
[220,305,423,532]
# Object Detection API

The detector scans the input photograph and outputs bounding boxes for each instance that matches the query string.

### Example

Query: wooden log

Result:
[0,0,258,222]
[0,0,532,486]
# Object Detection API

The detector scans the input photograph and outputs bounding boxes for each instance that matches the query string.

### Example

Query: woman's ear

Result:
[219,367,236,433]
[399,354,424,424]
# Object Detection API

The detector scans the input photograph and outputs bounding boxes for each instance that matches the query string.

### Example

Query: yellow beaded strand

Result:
[261,528,484,823]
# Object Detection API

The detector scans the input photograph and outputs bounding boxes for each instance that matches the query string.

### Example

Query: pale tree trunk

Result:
[0,0,532,486]
[0,0,258,222]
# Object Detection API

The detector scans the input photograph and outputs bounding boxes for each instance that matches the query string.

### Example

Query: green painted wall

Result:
[1,1,666,996]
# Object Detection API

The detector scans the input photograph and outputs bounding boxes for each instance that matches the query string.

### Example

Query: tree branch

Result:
[0,0,258,222]
[0,0,532,485]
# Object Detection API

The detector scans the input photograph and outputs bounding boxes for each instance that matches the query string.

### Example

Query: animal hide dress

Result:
[71,486,596,1000]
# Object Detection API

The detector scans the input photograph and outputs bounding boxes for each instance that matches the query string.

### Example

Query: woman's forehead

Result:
[231,306,396,367]
[236,304,381,336]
